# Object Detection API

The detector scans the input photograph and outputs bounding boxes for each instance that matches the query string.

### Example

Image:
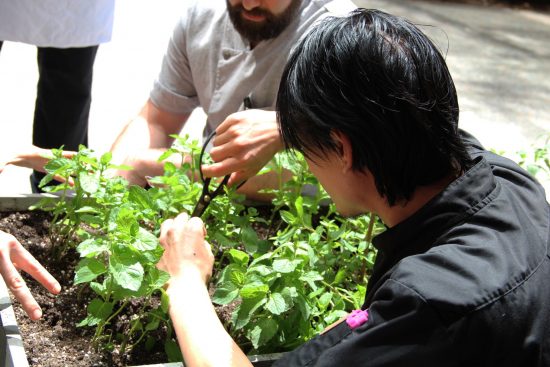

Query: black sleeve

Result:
[275,279,456,367]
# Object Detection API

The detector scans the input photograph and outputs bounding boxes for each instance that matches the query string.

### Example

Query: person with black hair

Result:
[156,8,550,367]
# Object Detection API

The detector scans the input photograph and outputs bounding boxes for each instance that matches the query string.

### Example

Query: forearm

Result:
[110,115,173,160]
[167,271,252,367]
[110,100,190,184]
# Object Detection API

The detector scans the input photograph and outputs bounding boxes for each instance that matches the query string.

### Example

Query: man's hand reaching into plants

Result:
[157,213,214,285]
[0,230,61,320]
[202,109,284,187]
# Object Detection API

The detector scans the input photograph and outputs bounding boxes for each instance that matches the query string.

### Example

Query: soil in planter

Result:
[0,210,239,367]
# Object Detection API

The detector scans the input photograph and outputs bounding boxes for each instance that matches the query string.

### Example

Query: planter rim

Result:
[0,193,59,212]
[1,277,30,367]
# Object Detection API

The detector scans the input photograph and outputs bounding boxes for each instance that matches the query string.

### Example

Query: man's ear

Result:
[330,130,353,172]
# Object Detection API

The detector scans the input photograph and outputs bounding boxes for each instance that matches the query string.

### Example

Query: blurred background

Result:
[1,0,548,195]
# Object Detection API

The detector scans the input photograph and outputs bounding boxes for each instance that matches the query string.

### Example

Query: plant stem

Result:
[360,212,376,283]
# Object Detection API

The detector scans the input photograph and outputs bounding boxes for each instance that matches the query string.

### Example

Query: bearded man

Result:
[110,0,356,199]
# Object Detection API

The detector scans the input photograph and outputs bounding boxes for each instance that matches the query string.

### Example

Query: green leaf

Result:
[229,269,246,287]
[240,283,269,300]
[133,227,159,251]
[145,317,160,331]
[352,285,366,308]
[212,231,233,247]
[157,149,177,162]
[164,339,183,362]
[227,249,249,267]
[79,171,100,194]
[266,292,289,315]
[74,258,107,284]
[44,157,73,173]
[80,214,103,226]
[100,151,112,165]
[77,238,110,258]
[318,292,333,310]
[90,281,107,298]
[74,206,99,214]
[233,296,267,330]
[241,226,260,253]
[146,268,170,291]
[128,185,154,210]
[114,206,137,235]
[217,264,246,286]
[248,318,278,349]
[212,283,240,305]
[300,271,323,290]
[295,196,304,221]
[324,310,349,325]
[160,289,170,313]
[333,268,347,285]
[279,210,296,225]
[110,257,144,292]
[78,298,114,327]
[248,264,272,277]
[296,295,311,321]
[273,259,301,273]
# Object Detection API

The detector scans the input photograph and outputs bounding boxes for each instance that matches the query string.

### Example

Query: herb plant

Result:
[34,136,383,360]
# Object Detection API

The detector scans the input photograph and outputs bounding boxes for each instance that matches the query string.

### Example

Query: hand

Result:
[112,154,150,187]
[0,231,61,320]
[157,213,214,285]
[0,145,75,174]
[201,109,283,187]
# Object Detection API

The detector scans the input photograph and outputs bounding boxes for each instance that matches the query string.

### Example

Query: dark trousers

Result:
[0,42,99,191]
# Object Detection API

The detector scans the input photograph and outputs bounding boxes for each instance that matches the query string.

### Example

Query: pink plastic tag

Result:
[346,309,369,329]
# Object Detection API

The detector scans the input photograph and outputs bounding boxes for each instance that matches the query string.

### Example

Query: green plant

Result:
[34,136,383,360]
[514,134,550,184]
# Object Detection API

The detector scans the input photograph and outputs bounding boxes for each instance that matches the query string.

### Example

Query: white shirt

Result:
[150,0,356,137]
[0,0,115,47]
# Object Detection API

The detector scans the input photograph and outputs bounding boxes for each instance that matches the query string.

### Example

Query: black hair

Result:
[277,9,472,206]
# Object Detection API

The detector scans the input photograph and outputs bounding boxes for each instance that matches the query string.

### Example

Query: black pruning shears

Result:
[191,96,252,218]
[191,130,230,218]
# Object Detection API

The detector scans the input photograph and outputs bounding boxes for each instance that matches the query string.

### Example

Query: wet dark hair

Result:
[277,9,472,206]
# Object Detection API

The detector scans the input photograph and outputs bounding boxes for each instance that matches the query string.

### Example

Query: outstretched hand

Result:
[0,231,61,320]
[201,109,283,187]
[0,145,75,174]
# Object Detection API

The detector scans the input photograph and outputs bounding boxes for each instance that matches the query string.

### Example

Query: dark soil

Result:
[0,211,237,367]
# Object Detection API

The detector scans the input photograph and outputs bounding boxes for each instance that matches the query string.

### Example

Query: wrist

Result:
[166,266,208,293]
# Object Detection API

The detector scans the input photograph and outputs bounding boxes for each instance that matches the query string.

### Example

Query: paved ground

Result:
[1,0,549,195]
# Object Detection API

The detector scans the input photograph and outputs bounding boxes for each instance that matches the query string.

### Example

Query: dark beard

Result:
[226,0,302,45]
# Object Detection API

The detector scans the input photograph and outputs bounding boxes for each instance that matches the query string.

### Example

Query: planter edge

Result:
[0,193,59,212]
[1,277,30,367]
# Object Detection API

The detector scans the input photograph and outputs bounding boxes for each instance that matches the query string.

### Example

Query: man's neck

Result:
[379,172,459,228]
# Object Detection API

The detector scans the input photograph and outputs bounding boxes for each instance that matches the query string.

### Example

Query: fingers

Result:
[186,216,207,238]
[214,111,244,137]
[61,150,77,159]
[0,245,43,320]
[201,158,241,179]
[158,213,212,283]
[160,213,205,247]
[14,246,61,296]
[227,171,248,188]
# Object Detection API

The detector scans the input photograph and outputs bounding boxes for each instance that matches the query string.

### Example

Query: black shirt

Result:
[275,132,550,366]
